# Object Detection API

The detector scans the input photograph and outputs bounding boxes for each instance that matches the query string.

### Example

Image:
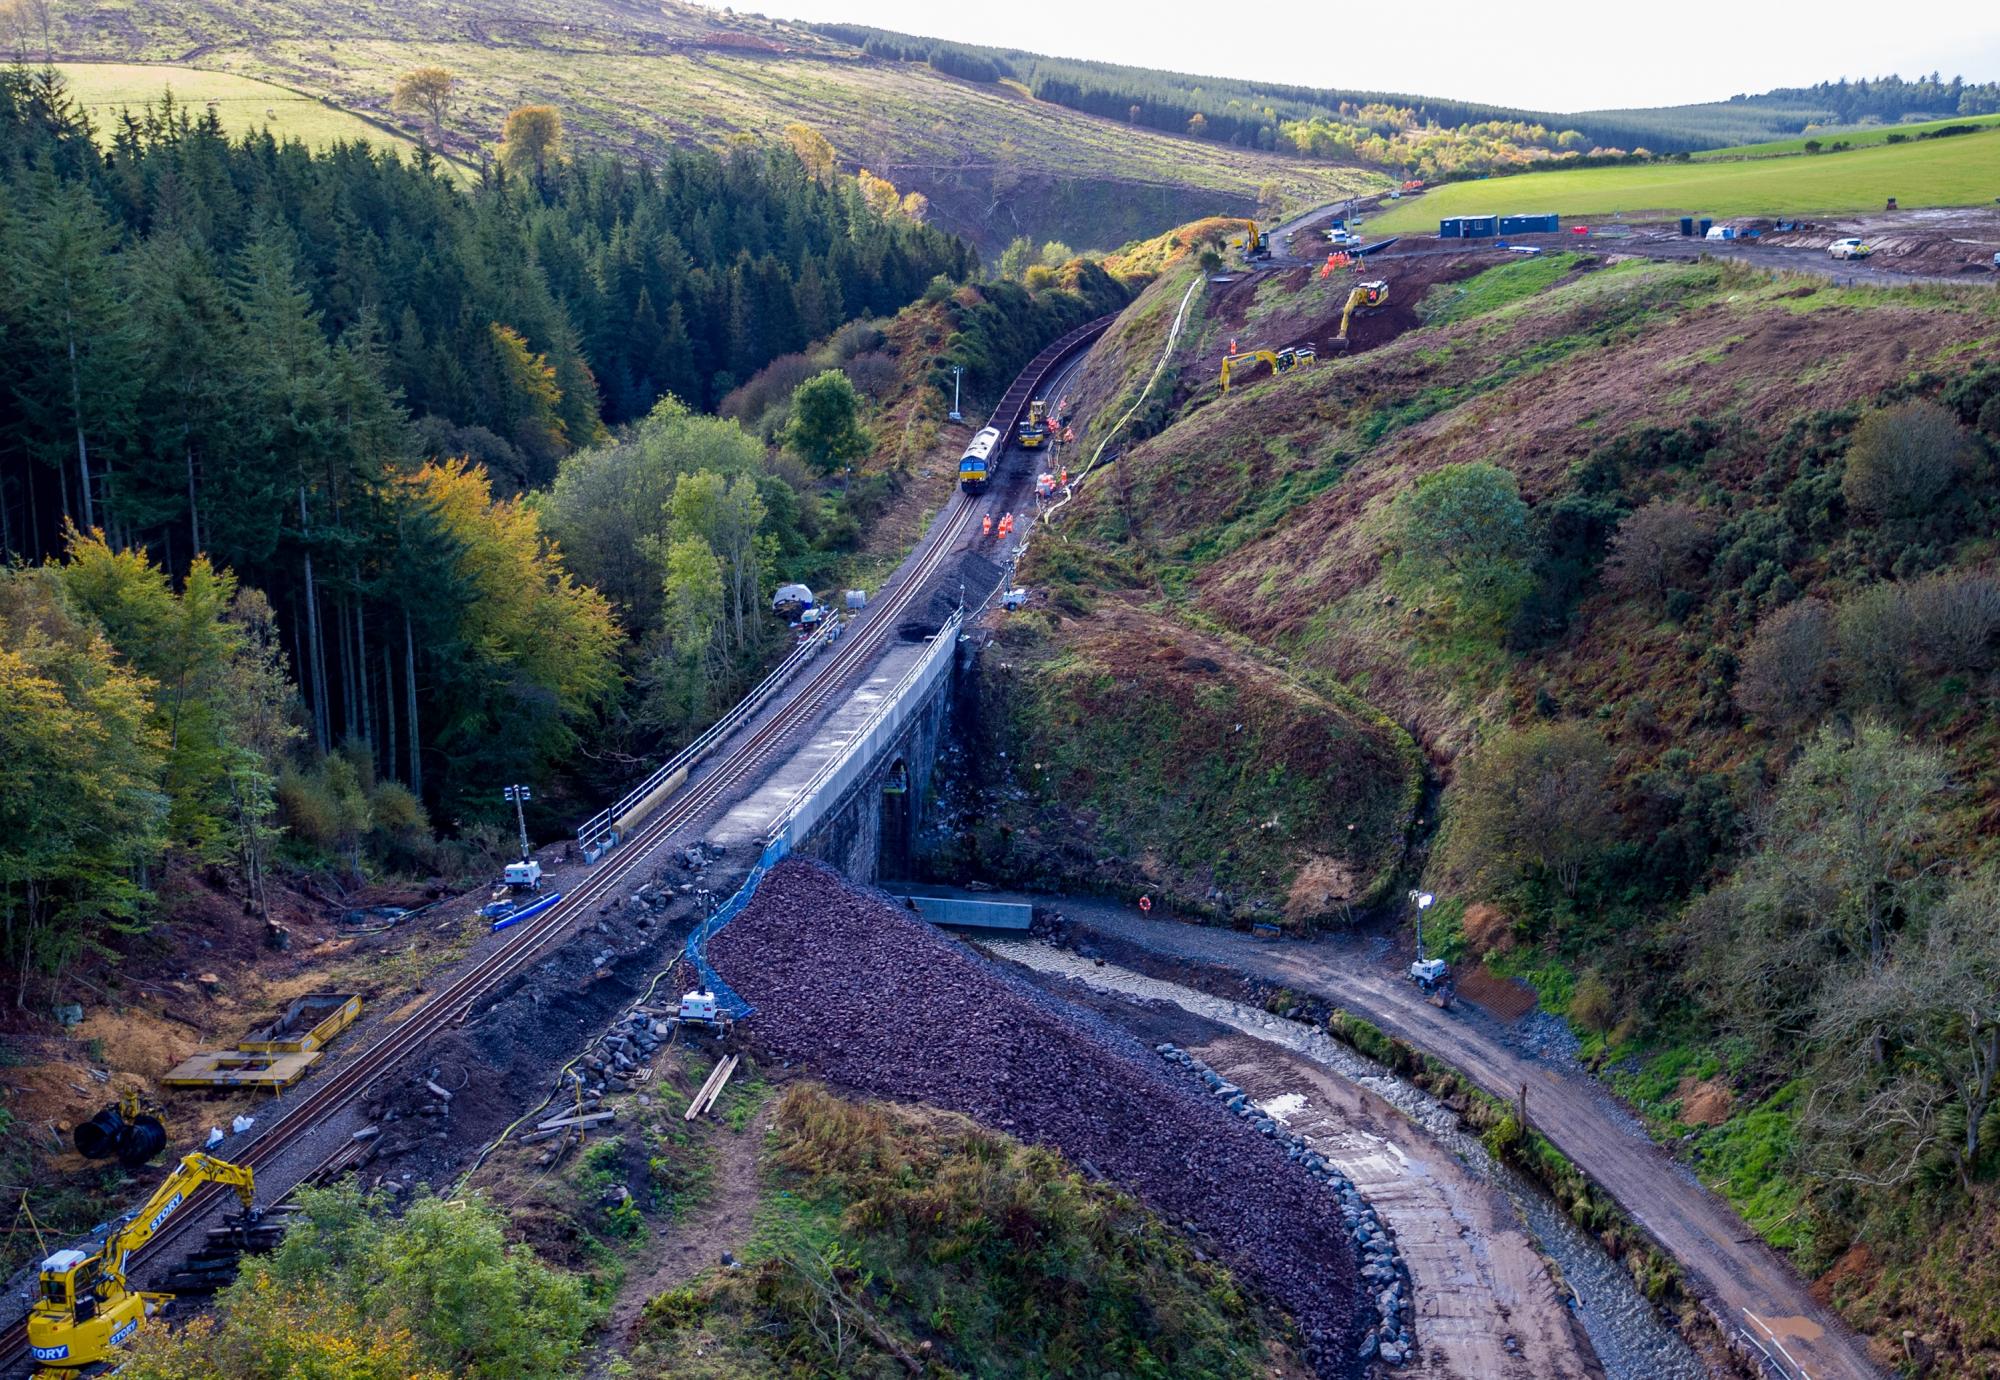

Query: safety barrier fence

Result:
[682,836,787,1018]
[573,618,839,853]
[684,610,964,1016]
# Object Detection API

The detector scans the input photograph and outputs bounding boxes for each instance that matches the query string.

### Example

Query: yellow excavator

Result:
[1229,219,1273,262]
[1219,343,1317,393]
[1330,279,1390,349]
[28,1153,257,1370]
[1017,398,1049,449]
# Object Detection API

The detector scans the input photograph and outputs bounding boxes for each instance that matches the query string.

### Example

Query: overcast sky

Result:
[720,0,2000,112]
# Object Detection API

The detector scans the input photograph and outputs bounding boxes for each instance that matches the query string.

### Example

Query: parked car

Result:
[1829,237,1873,260]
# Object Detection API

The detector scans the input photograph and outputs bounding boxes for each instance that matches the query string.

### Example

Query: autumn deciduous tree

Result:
[1448,721,1615,901]
[856,168,901,220]
[1841,400,1976,522]
[785,369,872,474]
[1603,498,1715,605]
[1691,719,1952,1050]
[1806,869,2000,1189]
[497,104,563,184]
[392,66,458,151]
[0,565,164,1003]
[784,122,837,183]
[1735,598,1835,724]
[396,459,621,809]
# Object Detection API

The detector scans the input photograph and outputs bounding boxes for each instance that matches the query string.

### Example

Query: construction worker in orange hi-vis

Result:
[981,513,992,536]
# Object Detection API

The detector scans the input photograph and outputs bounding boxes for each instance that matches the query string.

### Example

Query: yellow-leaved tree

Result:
[393,458,621,812]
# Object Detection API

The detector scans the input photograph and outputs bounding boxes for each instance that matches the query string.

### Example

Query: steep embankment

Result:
[709,857,1365,1376]
[967,239,2000,1369]
[935,234,1425,924]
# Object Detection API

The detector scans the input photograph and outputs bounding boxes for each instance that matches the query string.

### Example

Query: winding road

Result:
[1050,901,1886,1380]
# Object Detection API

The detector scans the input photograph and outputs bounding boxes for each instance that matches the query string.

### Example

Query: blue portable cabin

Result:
[1462,215,1499,239]
[1438,217,1464,238]
[1498,213,1560,235]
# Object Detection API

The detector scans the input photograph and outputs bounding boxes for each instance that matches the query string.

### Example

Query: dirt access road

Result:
[1053,903,1885,1380]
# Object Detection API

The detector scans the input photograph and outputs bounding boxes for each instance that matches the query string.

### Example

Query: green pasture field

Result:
[1369,126,2000,232]
[55,63,433,162]
[1693,111,2000,160]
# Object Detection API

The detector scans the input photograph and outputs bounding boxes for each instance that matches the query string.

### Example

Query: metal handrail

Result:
[764,608,964,849]
[573,619,838,846]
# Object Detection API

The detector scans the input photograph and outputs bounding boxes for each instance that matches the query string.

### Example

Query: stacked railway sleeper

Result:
[150,1204,297,1296]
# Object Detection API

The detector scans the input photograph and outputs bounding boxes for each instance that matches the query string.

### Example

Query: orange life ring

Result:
[1138,895,1152,913]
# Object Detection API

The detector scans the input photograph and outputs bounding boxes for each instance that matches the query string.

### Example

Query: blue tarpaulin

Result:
[490,890,563,932]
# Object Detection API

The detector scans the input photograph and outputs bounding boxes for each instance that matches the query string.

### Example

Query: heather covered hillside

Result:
[977,241,2000,1368]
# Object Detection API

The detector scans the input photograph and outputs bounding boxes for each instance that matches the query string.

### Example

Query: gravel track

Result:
[709,857,1366,1377]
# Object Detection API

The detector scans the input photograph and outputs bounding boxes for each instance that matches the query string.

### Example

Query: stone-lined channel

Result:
[986,938,1707,1380]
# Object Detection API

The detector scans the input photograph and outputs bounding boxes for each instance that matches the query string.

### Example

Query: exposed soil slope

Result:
[961,599,1421,923]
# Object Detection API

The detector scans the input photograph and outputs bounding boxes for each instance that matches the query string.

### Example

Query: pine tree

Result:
[6,174,139,536]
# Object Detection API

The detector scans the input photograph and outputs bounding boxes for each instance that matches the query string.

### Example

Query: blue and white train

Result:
[958,426,1003,493]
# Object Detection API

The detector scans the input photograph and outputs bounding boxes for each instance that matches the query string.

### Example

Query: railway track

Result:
[0,314,1113,1376]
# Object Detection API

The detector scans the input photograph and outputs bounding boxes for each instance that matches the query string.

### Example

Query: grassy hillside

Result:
[50,0,1369,253]
[56,62,435,160]
[995,240,2000,1370]
[628,1084,1306,1378]
[1693,111,2000,160]
[1369,124,2000,230]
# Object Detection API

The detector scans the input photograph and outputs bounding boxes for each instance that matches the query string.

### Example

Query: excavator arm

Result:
[1335,280,1390,346]
[30,1153,257,1370]
[100,1153,256,1288]
[1219,349,1279,393]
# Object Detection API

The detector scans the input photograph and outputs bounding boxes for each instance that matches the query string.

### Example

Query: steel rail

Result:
[1,317,1111,1375]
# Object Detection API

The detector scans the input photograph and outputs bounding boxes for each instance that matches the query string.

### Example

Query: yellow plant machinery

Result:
[1219,343,1317,393]
[28,1153,257,1370]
